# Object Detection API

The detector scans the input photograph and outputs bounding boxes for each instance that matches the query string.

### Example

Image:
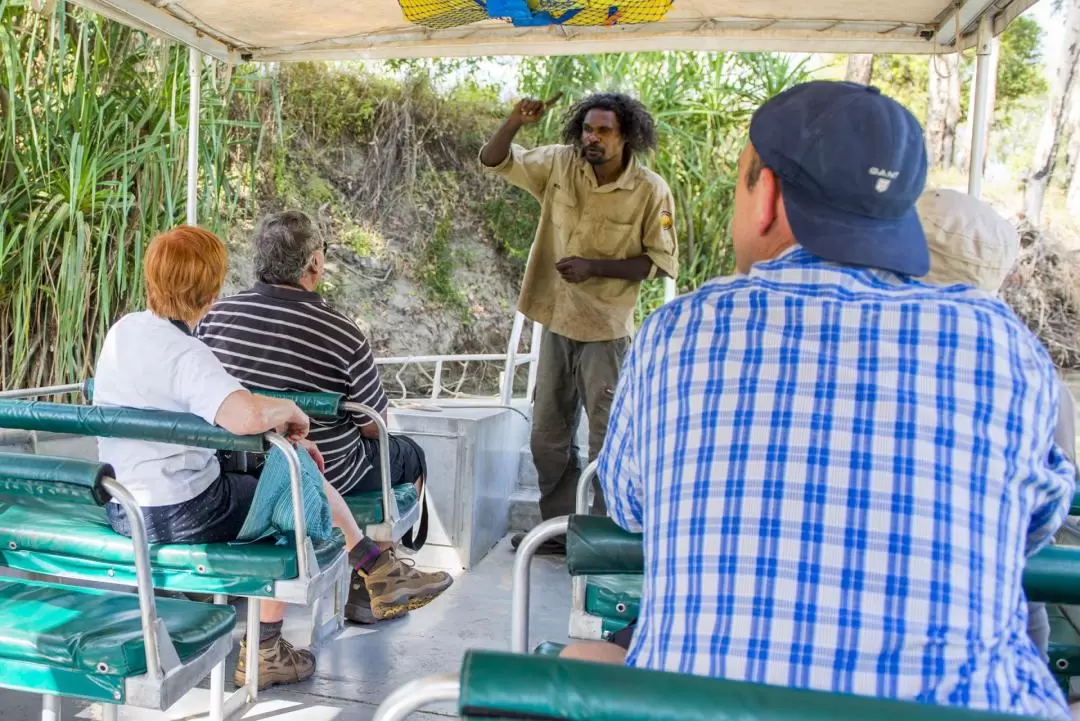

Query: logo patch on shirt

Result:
[661,211,674,230]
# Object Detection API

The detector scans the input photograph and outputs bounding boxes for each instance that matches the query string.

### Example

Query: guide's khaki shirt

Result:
[484,144,679,342]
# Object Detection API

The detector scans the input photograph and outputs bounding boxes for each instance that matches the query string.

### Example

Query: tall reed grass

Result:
[0,1,266,389]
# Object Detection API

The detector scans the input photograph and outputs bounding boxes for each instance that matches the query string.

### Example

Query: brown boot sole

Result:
[345,600,381,625]
[370,573,454,620]
[370,590,446,621]
[234,667,315,691]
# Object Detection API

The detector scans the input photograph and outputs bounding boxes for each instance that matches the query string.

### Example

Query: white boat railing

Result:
[1,281,676,406]
[375,276,674,406]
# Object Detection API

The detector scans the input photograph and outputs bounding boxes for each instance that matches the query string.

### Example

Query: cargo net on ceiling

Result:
[398,0,673,29]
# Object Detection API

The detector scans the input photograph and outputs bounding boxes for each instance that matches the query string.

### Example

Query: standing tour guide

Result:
[481,92,678,554]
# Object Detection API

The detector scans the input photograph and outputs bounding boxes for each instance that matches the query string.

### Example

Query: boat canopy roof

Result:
[70,0,1034,62]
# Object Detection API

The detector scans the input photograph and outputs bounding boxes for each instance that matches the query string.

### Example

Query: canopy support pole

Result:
[186,47,202,225]
[967,14,993,199]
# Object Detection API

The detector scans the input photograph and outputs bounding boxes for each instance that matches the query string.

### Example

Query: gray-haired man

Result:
[197,210,452,623]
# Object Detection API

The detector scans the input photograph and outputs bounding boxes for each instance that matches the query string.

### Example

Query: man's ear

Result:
[308,251,324,277]
[754,166,781,237]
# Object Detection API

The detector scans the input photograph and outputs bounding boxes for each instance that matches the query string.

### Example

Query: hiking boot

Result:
[510,532,566,556]
[345,574,378,624]
[233,636,315,690]
[355,547,453,621]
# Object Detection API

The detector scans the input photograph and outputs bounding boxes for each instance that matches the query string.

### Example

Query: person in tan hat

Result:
[918,187,1077,664]
[917,188,1075,457]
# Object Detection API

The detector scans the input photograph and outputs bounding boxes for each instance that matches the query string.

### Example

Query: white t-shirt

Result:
[94,311,245,507]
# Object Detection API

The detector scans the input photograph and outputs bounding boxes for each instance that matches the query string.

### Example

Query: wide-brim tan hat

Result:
[916,188,1019,294]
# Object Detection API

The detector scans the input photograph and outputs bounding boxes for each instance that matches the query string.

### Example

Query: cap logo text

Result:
[869,167,899,193]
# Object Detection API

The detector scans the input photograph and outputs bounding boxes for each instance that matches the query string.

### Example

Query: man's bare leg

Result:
[323,479,364,550]
[559,641,627,665]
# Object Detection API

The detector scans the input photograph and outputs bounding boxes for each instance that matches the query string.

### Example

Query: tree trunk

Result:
[1024,0,1080,223]
[1064,100,1080,214]
[845,54,875,85]
[1066,120,1080,215]
[927,53,963,169]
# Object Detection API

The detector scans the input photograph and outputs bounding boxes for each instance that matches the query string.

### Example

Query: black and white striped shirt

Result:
[196,283,388,494]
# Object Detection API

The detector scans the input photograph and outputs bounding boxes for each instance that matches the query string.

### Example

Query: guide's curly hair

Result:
[560,93,657,157]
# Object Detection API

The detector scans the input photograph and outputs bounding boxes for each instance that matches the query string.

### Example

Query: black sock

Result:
[348,537,384,573]
[259,620,283,647]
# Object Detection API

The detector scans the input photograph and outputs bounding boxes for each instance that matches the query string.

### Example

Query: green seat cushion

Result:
[0,577,235,677]
[0,498,344,586]
[586,575,642,623]
[459,650,1042,721]
[566,515,643,576]
[344,485,418,525]
[1048,604,1080,681]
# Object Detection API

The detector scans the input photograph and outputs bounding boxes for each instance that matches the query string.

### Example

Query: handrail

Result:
[341,402,396,528]
[376,353,533,365]
[501,312,526,406]
[99,476,168,681]
[3,339,545,405]
[0,383,82,400]
[572,461,600,617]
[264,433,312,581]
[372,673,459,721]
[511,516,572,653]
[575,460,598,515]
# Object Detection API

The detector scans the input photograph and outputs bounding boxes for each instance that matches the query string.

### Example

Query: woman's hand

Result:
[215,391,310,440]
[297,439,325,473]
[276,401,310,442]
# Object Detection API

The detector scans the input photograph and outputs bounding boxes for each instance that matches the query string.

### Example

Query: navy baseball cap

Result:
[748,81,930,276]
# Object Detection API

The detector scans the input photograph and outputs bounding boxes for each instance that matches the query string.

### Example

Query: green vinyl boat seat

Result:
[379,650,1047,721]
[0,576,234,686]
[1024,545,1080,604]
[1046,604,1080,695]
[0,499,345,597]
[344,484,418,525]
[563,514,644,641]
[586,574,641,636]
[0,453,235,715]
[543,514,1080,678]
[0,400,352,715]
[244,388,423,542]
[0,399,347,601]
[82,380,421,544]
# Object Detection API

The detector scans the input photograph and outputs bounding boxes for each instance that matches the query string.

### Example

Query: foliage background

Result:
[0,1,265,389]
[0,1,1068,391]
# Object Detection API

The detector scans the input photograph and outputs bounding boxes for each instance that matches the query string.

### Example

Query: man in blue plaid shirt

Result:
[595,82,1076,718]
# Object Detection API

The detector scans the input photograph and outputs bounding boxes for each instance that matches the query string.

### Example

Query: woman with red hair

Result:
[92,225,417,689]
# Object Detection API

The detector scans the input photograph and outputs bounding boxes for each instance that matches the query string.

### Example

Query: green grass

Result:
[0,22,820,391]
[420,216,469,318]
[482,189,540,272]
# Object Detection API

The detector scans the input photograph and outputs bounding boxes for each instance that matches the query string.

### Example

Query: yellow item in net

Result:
[397,0,673,29]
[529,0,672,25]
[399,0,488,29]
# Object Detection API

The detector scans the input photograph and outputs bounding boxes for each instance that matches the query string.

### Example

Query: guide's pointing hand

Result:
[511,92,563,125]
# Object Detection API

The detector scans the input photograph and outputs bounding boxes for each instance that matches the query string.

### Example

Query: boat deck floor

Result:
[0,536,571,720]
